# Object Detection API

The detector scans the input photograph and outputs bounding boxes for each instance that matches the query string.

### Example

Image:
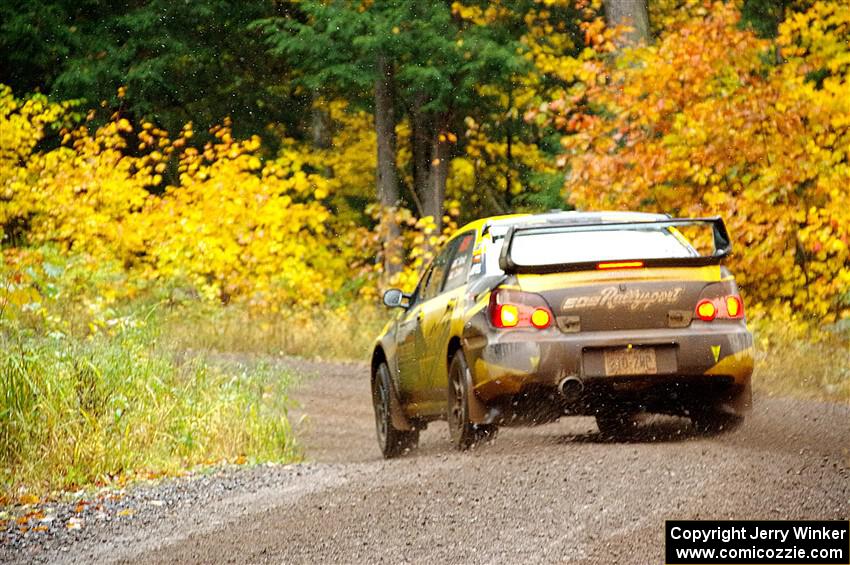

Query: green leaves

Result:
[2,1,303,142]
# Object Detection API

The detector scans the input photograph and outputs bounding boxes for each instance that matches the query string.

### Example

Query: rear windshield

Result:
[501,227,698,270]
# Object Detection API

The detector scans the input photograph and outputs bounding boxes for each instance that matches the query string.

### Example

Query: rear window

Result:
[510,228,696,267]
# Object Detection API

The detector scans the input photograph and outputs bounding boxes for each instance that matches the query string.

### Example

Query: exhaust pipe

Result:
[557,376,584,401]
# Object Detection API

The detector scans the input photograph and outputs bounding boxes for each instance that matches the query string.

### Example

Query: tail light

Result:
[694,294,745,321]
[725,295,743,317]
[696,299,717,321]
[489,288,554,329]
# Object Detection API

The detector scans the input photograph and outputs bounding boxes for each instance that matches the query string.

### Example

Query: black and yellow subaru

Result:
[370,211,753,457]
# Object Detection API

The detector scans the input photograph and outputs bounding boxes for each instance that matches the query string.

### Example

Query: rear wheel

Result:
[448,350,497,450]
[595,410,638,439]
[372,362,419,458]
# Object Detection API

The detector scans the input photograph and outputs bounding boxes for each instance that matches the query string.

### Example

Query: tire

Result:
[691,410,744,435]
[447,350,497,450]
[595,410,638,439]
[372,362,419,458]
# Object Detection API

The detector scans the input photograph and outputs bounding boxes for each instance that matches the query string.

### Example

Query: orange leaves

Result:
[550,2,850,323]
[18,493,39,505]
[580,17,616,52]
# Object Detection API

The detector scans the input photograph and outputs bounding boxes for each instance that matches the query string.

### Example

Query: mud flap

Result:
[387,374,416,431]
[464,361,497,425]
[705,347,754,415]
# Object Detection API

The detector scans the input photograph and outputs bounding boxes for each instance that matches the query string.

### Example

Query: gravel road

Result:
[4,358,849,564]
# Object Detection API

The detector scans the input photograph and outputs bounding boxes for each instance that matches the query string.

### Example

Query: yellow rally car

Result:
[370,211,754,457]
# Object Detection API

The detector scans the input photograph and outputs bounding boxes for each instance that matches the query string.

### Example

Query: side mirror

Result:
[382,288,409,309]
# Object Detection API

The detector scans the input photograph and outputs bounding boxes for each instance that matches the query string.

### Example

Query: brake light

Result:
[489,289,554,330]
[597,261,644,270]
[696,299,717,321]
[694,294,745,321]
[726,295,742,318]
[497,304,519,327]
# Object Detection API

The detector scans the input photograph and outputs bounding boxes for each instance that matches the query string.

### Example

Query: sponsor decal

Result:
[562,285,685,312]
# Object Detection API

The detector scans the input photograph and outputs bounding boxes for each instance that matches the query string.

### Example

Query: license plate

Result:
[603,347,657,376]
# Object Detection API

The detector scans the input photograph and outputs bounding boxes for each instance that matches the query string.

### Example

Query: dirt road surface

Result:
[7,358,850,564]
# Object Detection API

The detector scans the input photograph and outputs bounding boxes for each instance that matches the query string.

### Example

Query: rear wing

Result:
[498,217,732,275]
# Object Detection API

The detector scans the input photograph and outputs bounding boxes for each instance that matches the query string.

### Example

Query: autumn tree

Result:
[252,2,403,279]
[448,0,598,218]
[548,1,850,323]
[253,1,529,278]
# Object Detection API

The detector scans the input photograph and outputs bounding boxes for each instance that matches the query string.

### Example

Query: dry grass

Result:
[752,324,850,404]
[161,303,388,361]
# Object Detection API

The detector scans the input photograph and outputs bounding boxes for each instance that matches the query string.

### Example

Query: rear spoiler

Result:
[498,217,732,275]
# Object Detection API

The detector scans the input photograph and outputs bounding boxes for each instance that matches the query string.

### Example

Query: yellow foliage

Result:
[447,115,557,214]
[139,134,345,307]
[0,87,352,309]
[311,99,378,223]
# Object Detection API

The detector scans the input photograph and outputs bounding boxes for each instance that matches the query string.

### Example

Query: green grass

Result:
[0,262,389,503]
[0,319,299,502]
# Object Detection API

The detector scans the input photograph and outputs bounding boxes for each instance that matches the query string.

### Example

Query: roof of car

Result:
[451,210,670,242]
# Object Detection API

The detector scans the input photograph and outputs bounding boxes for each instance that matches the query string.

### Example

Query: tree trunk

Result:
[505,87,514,206]
[375,54,401,281]
[603,0,650,45]
[410,94,430,218]
[311,91,333,178]
[426,115,450,233]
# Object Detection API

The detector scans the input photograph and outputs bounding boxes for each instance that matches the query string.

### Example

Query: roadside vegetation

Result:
[162,304,385,361]
[2,0,849,501]
[752,322,850,403]
[0,254,300,504]
[1,323,298,504]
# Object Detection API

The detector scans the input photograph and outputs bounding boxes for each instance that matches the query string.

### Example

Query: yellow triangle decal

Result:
[711,345,721,363]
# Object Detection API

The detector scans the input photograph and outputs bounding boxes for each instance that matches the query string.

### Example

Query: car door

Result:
[419,232,477,404]
[414,246,452,405]
[394,264,433,405]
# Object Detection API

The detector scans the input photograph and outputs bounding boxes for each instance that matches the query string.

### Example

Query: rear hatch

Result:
[517,268,718,332]
[498,217,732,333]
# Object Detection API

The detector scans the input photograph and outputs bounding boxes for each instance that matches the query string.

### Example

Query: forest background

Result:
[1,0,849,502]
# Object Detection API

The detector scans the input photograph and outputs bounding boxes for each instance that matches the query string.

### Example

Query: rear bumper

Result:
[463,322,753,417]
